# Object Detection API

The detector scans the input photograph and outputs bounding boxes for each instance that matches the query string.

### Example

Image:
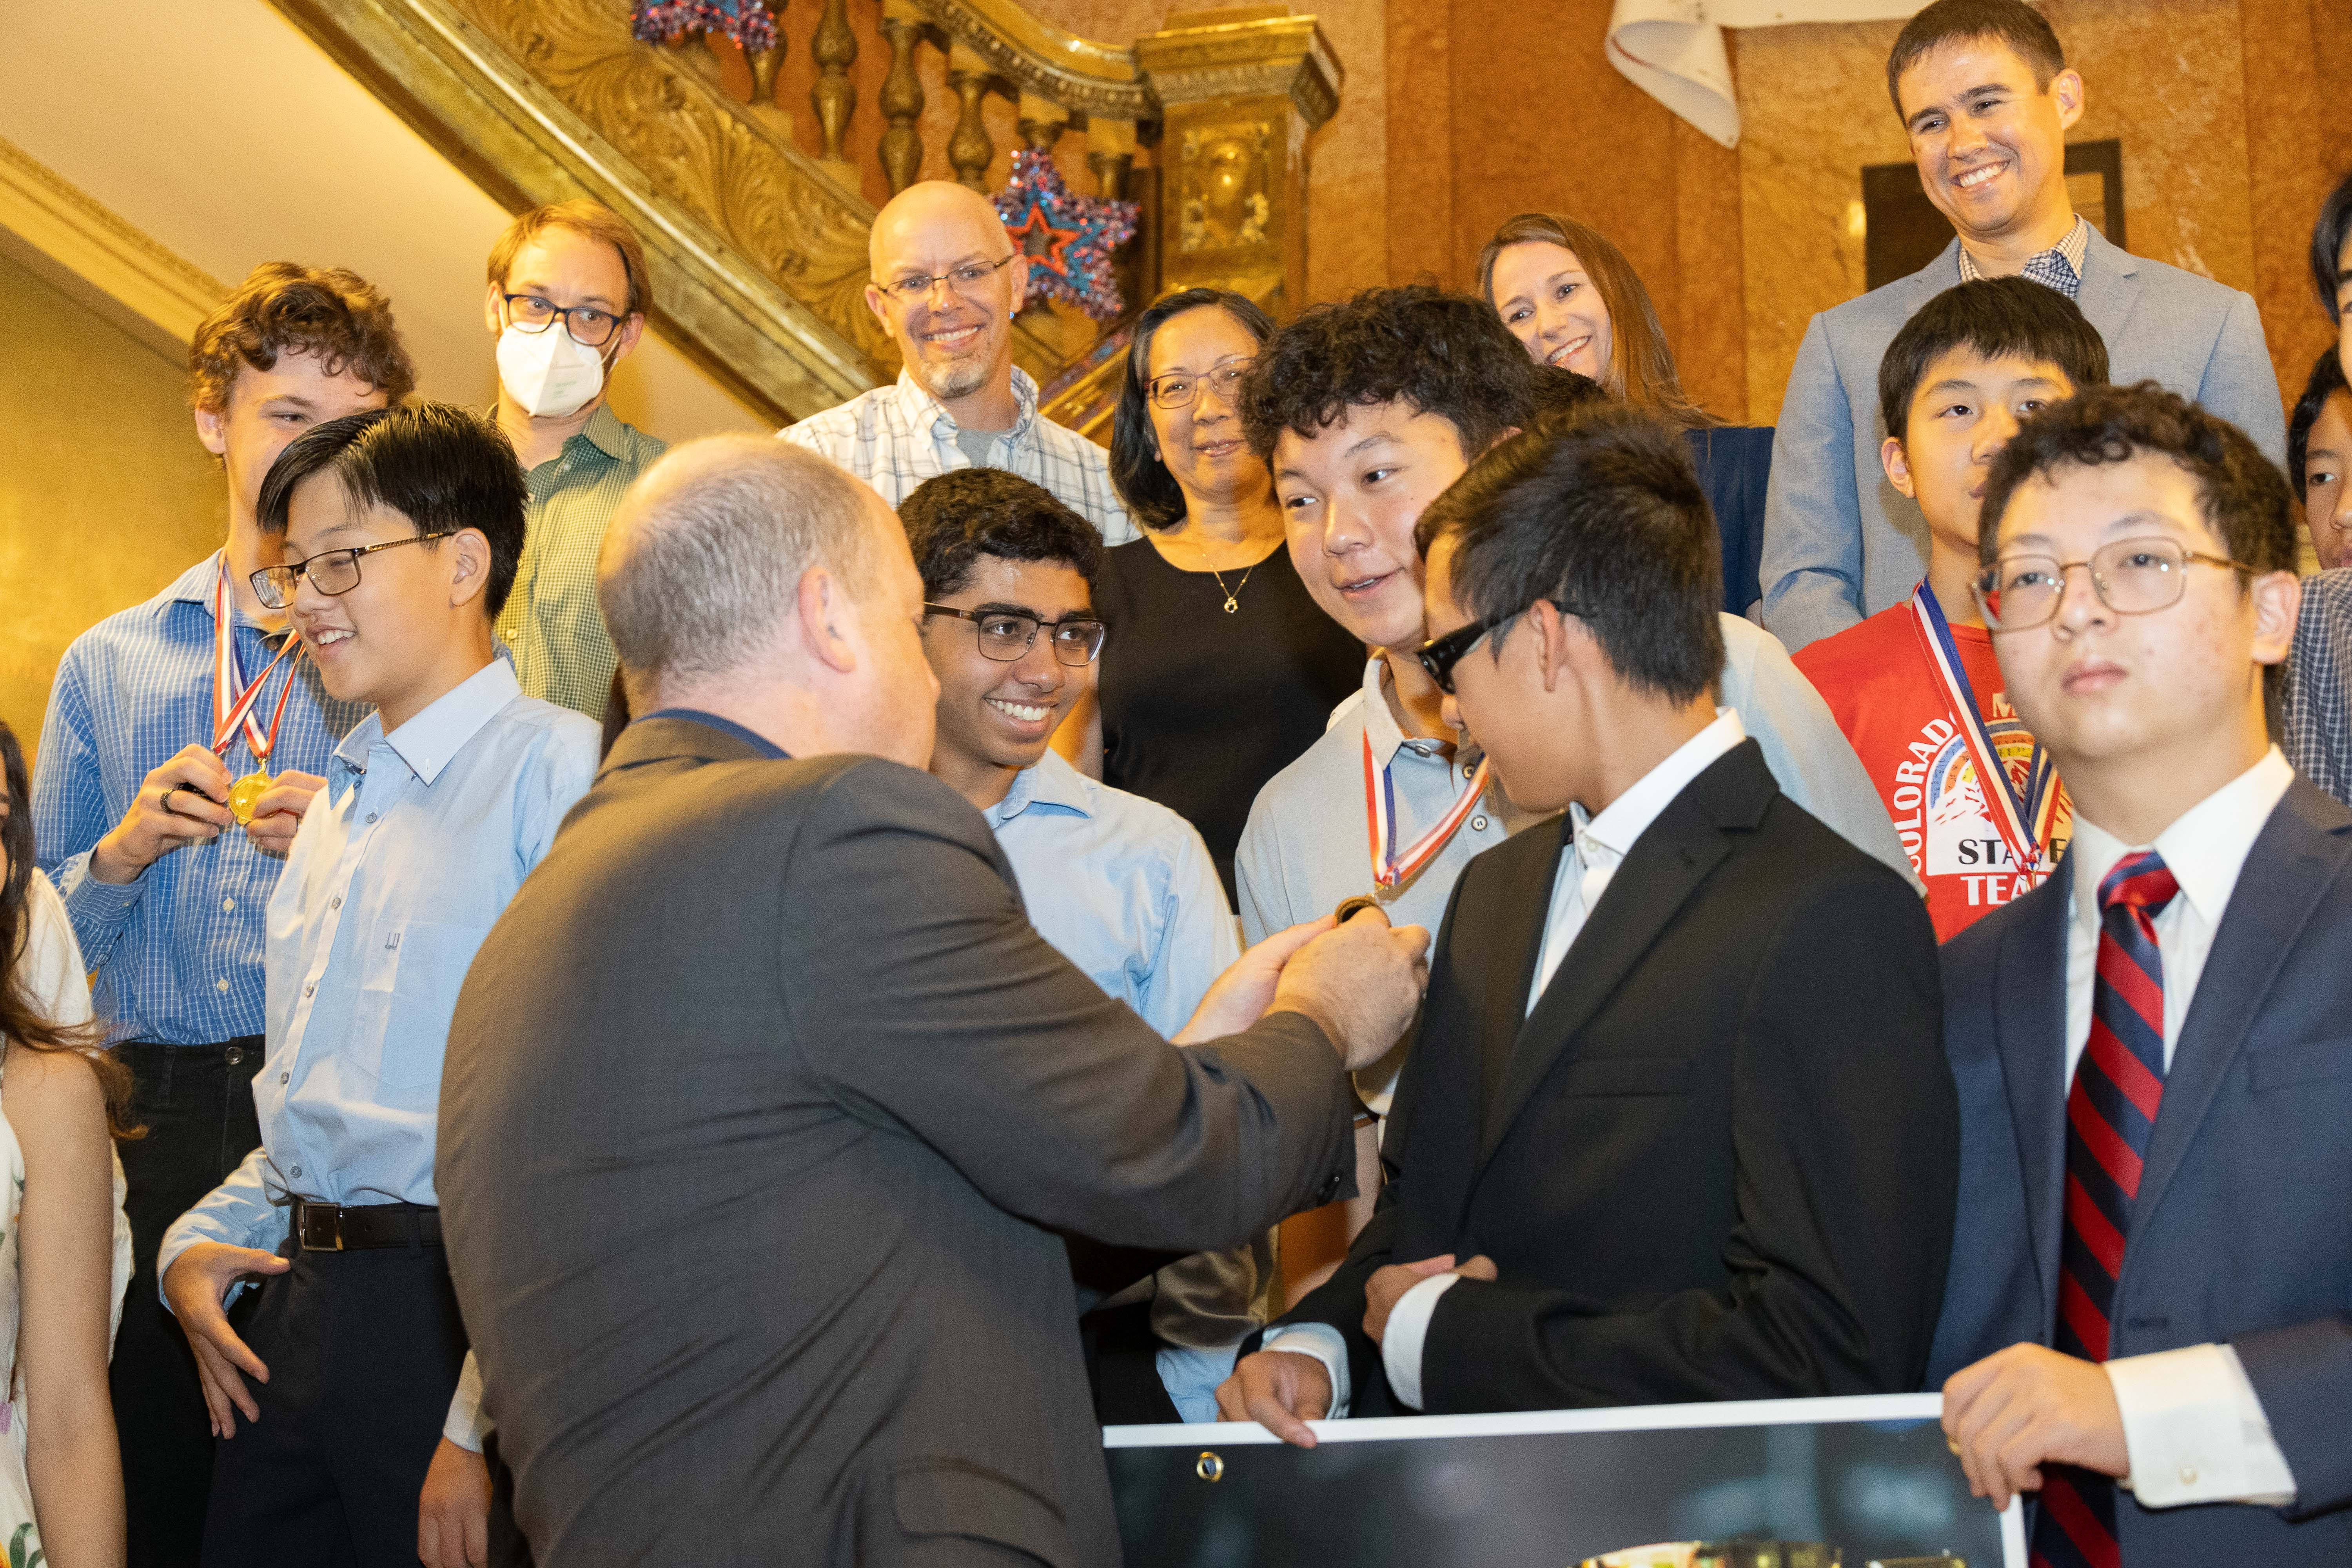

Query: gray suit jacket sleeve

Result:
[2195,289,2288,465]
[1760,312,1869,652]
[781,761,1354,1254]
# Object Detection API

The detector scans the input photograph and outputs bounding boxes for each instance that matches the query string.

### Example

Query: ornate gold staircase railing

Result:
[270,0,1339,435]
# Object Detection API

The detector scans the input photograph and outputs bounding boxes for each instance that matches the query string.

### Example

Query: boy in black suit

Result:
[1220,404,1958,1434]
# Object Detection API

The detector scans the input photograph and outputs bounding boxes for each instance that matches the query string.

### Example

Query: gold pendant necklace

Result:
[1208,562,1254,613]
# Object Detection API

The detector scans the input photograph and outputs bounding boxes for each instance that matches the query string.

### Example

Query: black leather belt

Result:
[292,1198,442,1252]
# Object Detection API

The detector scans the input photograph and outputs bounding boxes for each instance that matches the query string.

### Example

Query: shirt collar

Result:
[1570,708,1747,862]
[1957,214,2089,284]
[575,403,632,464]
[335,659,521,786]
[889,365,1040,442]
[987,747,1095,828]
[631,708,790,760]
[2067,746,2294,934]
[1359,653,1463,770]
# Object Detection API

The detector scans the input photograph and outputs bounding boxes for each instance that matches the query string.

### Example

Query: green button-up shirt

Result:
[494,405,667,719]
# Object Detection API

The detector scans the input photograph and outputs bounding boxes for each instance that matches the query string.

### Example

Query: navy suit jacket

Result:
[1928,776,2352,1559]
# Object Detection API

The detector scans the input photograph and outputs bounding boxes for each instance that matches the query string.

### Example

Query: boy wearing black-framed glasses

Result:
[899,468,1251,1425]
[481,201,668,720]
[159,404,598,1568]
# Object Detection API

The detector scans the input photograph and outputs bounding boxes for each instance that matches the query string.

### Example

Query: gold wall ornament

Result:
[1176,122,1269,253]
[1136,7,1339,318]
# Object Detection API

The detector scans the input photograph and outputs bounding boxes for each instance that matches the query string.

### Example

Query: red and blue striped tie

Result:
[2032,849,2178,1568]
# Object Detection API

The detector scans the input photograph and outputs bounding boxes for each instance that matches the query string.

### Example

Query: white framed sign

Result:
[1106,1393,2025,1567]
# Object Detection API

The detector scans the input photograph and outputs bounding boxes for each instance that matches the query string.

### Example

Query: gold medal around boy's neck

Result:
[227,772,270,826]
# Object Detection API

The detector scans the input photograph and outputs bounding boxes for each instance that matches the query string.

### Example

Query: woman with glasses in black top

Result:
[1074,289,1363,902]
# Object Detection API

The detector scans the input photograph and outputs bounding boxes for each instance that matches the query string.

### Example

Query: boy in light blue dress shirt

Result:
[157,405,598,1568]
[900,468,1249,1422]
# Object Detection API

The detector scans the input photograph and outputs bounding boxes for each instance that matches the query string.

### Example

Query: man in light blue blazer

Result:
[1759,0,2285,652]
[1929,384,2348,1565]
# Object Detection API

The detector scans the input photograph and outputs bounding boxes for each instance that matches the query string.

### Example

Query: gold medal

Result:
[228,772,270,826]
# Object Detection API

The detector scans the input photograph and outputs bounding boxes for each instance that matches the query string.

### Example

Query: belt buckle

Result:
[296,1202,343,1252]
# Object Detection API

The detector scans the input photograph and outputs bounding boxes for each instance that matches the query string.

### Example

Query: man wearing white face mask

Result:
[484,201,668,719]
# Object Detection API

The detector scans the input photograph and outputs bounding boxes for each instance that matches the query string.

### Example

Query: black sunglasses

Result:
[1416,612,1513,695]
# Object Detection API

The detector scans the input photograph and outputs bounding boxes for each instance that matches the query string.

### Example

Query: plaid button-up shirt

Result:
[2285,567,2352,806]
[1957,214,2091,300]
[493,405,668,720]
[779,367,1137,544]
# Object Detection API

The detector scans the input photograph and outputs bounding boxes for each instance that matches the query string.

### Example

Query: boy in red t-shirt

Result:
[1794,278,2107,939]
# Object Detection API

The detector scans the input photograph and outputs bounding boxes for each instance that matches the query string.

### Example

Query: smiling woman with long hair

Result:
[0,718,137,1568]
[1478,212,1778,616]
[1081,287,1365,899]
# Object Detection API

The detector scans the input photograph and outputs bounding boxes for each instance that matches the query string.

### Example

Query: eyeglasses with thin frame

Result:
[873,254,1017,305]
[501,292,625,348]
[250,534,449,611]
[1971,536,2252,631]
[1147,358,1256,411]
[922,604,1107,666]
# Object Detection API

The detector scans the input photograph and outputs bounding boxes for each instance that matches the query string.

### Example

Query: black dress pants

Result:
[110,1037,264,1568]
[201,1227,468,1568]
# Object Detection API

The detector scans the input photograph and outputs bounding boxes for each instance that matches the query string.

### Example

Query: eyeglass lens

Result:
[255,549,365,609]
[1978,538,2192,628]
[506,294,619,347]
[885,259,1007,301]
[972,614,1106,666]
[1149,361,1253,410]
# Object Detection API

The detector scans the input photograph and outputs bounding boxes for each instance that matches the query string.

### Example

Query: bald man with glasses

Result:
[780,180,1136,543]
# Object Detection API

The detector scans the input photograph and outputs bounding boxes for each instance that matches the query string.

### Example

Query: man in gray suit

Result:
[436,436,1430,1566]
[1930,385,2349,1563]
[1759,0,2285,652]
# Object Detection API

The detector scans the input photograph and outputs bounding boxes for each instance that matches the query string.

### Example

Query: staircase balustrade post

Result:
[946,44,996,193]
[878,2,927,194]
[810,0,860,186]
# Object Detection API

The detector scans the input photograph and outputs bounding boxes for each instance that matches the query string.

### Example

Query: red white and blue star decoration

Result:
[995,150,1139,322]
[631,0,777,54]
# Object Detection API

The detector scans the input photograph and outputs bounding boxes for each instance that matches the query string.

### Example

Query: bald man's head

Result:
[864,181,1029,409]
[598,435,886,701]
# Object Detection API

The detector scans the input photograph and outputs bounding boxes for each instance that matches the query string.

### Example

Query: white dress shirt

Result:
[2062,746,2299,1509]
[1265,711,1749,1415]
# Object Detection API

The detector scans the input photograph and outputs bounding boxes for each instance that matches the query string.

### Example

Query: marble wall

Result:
[0,250,223,757]
[901,0,2346,424]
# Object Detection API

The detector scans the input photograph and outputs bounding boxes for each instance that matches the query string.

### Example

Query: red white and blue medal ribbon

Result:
[212,559,301,764]
[1908,580,2059,873]
[1363,730,1491,892]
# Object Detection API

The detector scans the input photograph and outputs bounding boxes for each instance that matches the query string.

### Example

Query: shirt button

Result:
[222,897,236,912]
[2178,1464,2199,1486]
[216,978,230,993]
[331,897,342,910]
[280,1073,290,1085]
[365,813,378,824]
[1472,815,1490,831]
[305,984,316,998]
[290,1166,301,1178]
[503,628,518,642]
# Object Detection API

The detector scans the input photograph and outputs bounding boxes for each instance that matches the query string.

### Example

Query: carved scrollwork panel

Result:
[450,0,897,372]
